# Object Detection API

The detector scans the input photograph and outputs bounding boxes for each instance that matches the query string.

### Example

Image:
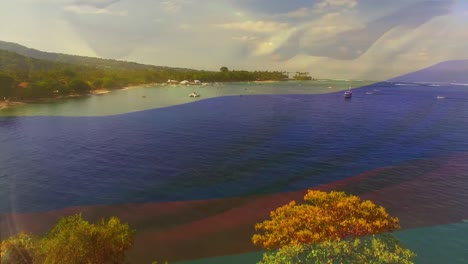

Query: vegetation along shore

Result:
[0,41,316,109]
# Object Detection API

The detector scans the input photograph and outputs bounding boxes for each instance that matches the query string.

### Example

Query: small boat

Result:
[189,92,200,98]
[436,96,445,99]
[343,88,352,98]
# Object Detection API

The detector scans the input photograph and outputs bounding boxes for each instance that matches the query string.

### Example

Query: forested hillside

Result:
[0,42,289,101]
[0,40,187,71]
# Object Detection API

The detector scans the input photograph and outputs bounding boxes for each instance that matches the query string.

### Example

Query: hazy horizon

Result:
[1,0,468,80]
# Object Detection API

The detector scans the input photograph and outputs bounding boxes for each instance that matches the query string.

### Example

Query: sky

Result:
[1,0,468,80]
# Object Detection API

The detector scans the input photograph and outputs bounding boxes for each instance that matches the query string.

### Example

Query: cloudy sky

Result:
[1,0,468,80]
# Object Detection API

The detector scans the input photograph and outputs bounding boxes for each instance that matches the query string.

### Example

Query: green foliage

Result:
[69,79,91,94]
[0,73,15,98]
[293,72,313,80]
[0,49,290,101]
[101,76,118,89]
[0,233,38,264]
[0,214,134,264]
[39,214,134,264]
[0,40,188,71]
[259,234,416,264]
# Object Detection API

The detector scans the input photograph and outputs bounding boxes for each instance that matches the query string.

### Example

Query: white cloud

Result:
[231,35,259,42]
[283,14,468,80]
[178,23,192,30]
[5,0,467,80]
[216,20,289,33]
[274,0,358,20]
[74,0,118,7]
[160,0,189,13]
[252,28,298,56]
[314,0,358,10]
[299,12,364,43]
[280,7,310,18]
[64,4,127,15]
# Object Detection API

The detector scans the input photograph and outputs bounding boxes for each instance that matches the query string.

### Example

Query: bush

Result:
[260,234,416,264]
[1,214,134,264]
[0,233,38,264]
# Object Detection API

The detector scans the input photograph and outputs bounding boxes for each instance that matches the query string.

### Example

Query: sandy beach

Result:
[253,80,280,83]
[90,89,111,95]
[0,100,24,110]
[0,83,154,111]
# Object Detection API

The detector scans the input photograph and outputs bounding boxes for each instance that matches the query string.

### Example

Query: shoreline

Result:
[253,80,280,83]
[0,83,157,111]
[0,80,245,111]
[0,79,304,111]
[0,101,25,110]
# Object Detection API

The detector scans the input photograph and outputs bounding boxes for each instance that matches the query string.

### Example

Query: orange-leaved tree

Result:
[252,190,400,249]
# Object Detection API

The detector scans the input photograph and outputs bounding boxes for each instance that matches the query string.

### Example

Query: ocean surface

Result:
[0,80,467,263]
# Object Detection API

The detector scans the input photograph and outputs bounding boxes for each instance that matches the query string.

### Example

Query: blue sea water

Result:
[1,82,468,213]
[1,82,468,263]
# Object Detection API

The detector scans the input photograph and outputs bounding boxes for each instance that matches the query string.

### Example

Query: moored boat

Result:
[189,92,200,98]
[344,88,352,98]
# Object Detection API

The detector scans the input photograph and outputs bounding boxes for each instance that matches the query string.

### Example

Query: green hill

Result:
[0,42,289,101]
[0,49,75,74]
[0,40,191,71]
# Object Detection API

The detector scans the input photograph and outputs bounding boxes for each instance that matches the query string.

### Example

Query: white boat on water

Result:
[437,96,445,99]
[343,88,352,98]
[189,92,200,98]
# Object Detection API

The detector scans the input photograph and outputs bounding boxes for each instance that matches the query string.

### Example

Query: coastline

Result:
[0,101,25,110]
[253,80,280,83]
[0,79,325,112]
[90,89,110,95]
[0,80,286,111]
[0,83,157,111]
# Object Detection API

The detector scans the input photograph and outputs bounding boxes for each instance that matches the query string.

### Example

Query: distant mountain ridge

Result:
[389,60,468,83]
[2,40,467,85]
[0,40,193,72]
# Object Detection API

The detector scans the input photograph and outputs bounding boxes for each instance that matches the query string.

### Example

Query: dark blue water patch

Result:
[1,83,468,213]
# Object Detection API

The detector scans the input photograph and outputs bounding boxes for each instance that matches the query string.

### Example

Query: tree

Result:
[69,79,91,94]
[220,66,229,73]
[259,234,416,264]
[0,214,134,264]
[101,76,118,89]
[0,73,15,99]
[39,214,134,264]
[293,72,312,80]
[0,233,38,264]
[253,190,415,264]
[253,190,400,249]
